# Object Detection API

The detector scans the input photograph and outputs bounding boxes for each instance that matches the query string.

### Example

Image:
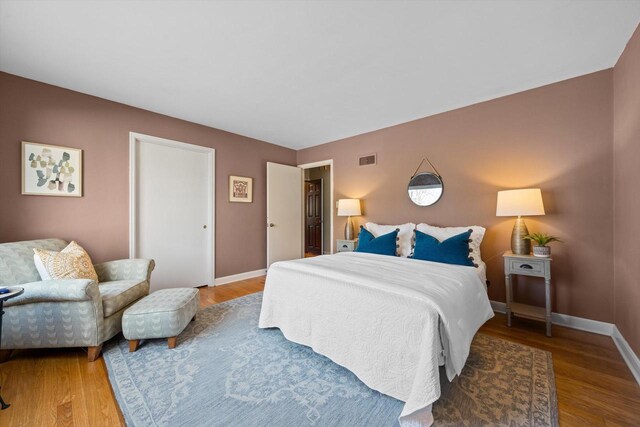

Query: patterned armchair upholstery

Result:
[0,239,154,361]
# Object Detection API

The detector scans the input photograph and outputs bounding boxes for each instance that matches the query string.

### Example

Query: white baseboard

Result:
[490,299,639,385]
[490,300,507,314]
[551,311,614,335]
[213,269,266,286]
[612,326,640,385]
[490,300,614,335]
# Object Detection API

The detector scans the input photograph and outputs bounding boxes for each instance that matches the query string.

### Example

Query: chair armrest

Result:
[94,259,155,283]
[4,279,99,307]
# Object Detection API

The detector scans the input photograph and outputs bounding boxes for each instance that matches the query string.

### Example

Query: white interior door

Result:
[267,162,303,267]
[130,133,214,290]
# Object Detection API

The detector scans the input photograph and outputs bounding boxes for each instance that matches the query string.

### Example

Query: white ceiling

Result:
[1,1,639,149]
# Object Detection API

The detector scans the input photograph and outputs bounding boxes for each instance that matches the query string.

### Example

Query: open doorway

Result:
[304,178,323,256]
[299,161,333,257]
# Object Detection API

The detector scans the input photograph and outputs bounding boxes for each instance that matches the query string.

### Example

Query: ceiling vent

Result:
[359,153,377,167]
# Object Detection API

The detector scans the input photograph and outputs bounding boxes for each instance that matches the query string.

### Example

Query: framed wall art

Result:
[229,175,253,203]
[22,141,83,197]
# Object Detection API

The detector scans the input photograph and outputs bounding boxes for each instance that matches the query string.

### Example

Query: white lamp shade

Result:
[337,199,361,216]
[496,188,545,217]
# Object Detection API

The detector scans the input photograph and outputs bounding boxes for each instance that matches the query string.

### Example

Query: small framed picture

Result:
[229,175,253,203]
[22,141,83,197]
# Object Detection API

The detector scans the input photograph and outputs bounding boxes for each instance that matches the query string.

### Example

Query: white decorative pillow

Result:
[416,223,486,263]
[33,253,52,280]
[33,241,98,282]
[365,222,416,257]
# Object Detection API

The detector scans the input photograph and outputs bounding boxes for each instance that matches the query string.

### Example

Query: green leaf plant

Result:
[523,232,562,247]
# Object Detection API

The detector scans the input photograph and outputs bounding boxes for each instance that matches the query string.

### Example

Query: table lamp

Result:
[337,199,361,240]
[496,188,545,255]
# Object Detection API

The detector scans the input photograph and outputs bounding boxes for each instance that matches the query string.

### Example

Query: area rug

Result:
[103,292,558,426]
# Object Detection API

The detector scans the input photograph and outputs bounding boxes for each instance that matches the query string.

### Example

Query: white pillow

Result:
[34,254,52,280]
[32,241,98,282]
[364,222,416,257]
[416,223,486,263]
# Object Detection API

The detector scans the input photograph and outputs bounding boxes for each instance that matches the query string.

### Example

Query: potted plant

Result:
[523,232,562,257]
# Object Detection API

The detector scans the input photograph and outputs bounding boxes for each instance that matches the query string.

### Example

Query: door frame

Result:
[129,132,216,282]
[298,159,334,255]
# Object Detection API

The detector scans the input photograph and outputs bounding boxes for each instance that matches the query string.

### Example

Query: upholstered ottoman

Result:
[122,288,199,352]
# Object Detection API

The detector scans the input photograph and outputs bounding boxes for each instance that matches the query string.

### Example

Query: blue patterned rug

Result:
[104,292,558,427]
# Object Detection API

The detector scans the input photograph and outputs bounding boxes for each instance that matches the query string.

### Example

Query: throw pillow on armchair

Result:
[33,240,98,282]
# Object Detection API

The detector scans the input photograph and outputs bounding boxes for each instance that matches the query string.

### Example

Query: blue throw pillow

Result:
[355,226,398,256]
[412,229,476,267]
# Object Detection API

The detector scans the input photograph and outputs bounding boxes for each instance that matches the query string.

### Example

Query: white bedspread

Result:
[258,252,494,426]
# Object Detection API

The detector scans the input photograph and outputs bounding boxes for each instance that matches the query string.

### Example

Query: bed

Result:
[258,251,494,426]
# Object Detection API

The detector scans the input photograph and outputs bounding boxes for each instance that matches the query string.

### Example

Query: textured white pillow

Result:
[416,223,486,263]
[32,241,98,282]
[364,222,416,257]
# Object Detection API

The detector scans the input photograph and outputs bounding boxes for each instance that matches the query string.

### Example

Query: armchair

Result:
[0,239,154,361]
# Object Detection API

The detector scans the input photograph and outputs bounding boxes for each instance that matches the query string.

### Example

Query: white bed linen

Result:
[477,260,488,286]
[258,252,494,426]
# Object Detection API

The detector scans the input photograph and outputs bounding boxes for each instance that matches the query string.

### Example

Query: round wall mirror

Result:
[408,172,444,206]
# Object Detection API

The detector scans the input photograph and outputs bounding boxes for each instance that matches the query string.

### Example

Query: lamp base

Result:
[511,217,531,255]
[344,216,354,240]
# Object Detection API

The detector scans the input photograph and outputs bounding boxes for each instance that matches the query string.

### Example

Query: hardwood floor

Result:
[0,277,265,427]
[482,316,640,426]
[0,275,638,426]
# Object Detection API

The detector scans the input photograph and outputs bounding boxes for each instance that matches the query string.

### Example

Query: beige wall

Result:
[298,70,614,323]
[3,46,638,339]
[0,72,297,278]
[613,25,640,355]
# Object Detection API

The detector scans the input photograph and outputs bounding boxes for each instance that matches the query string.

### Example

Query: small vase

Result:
[533,245,551,257]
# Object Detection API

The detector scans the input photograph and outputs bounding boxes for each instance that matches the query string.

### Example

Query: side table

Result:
[503,252,553,337]
[0,287,24,410]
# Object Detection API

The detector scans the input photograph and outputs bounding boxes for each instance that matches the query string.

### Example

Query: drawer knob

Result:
[519,264,533,269]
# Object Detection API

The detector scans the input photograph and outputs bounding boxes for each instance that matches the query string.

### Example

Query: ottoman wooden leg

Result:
[0,350,13,363]
[87,345,102,362]
[191,314,196,322]
[129,340,140,353]
[167,336,177,349]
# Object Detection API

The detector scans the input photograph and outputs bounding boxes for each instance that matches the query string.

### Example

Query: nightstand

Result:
[503,251,553,336]
[336,239,358,252]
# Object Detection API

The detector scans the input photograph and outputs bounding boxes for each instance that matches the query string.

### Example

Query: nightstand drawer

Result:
[508,259,546,276]
[337,239,357,252]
